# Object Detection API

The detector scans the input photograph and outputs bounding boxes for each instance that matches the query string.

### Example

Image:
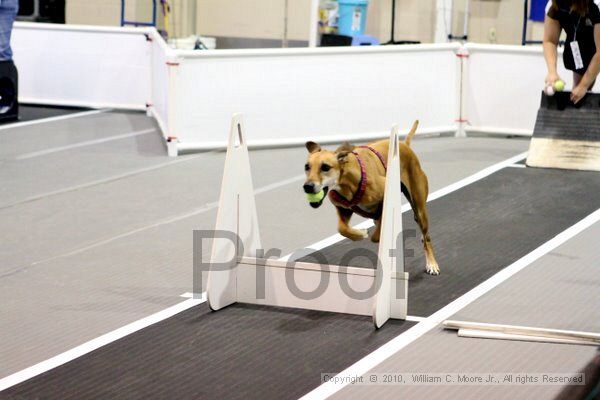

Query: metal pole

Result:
[152,0,157,27]
[120,0,126,26]
[522,0,528,45]
[462,0,469,40]
[390,0,396,43]
[283,0,289,48]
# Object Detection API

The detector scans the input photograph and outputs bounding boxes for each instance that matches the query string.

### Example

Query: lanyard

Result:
[574,15,581,41]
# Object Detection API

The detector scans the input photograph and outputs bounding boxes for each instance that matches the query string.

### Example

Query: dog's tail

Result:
[404,120,419,147]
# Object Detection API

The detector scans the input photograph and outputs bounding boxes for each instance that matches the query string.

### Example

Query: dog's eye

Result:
[321,164,331,172]
[304,163,310,171]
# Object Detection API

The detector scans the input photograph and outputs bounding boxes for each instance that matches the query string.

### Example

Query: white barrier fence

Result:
[462,44,577,137]
[13,23,154,110]
[12,23,583,155]
[171,44,461,152]
[148,29,175,142]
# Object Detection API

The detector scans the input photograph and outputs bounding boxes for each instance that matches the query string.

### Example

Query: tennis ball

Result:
[306,190,325,203]
[545,85,555,96]
[554,80,565,92]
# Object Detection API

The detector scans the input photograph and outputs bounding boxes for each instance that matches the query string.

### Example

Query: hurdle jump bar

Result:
[234,256,408,318]
[206,114,408,328]
[444,320,600,346]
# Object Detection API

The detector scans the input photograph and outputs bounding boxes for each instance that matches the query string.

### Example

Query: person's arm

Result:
[543,15,562,85]
[571,24,600,103]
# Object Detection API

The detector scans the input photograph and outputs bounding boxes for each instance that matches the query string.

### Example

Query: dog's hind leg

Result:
[408,173,440,275]
[336,206,369,241]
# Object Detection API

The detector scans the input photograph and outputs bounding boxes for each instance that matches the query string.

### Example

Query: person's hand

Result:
[545,72,560,86]
[570,84,588,104]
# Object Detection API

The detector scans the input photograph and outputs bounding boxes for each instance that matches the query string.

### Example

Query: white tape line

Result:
[15,128,156,160]
[405,315,426,323]
[0,109,107,132]
[0,153,209,210]
[2,174,307,279]
[301,208,600,400]
[0,294,207,391]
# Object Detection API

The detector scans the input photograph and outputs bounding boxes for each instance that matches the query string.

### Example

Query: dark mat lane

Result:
[300,167,600,317]
[0,303,414,400]
[2,167,599,400]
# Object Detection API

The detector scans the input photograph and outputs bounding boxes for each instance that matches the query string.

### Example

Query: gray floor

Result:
[7,107,583,398]
[331,221,600,400]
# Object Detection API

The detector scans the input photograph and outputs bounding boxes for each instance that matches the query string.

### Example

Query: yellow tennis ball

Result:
[554,80,565,92]
[306,190,325,203]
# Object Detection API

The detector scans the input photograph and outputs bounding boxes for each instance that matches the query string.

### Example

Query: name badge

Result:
[571,41,584,70]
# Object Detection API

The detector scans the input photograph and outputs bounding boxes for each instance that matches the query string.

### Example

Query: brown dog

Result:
[303,121,440,275]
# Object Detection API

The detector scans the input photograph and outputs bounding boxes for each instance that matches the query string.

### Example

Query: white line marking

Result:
[507,163,526,168]
[15,128,157,160]
[405,315,426,323]
[0,151,530,389]
[0,109,107,132]
[0,294,207,392]
[0,153,209,210]
[282,151,528,260]
[40,174,305,261]
[179,292,203,298]
[2,174,307,278]
[300,208,600,400]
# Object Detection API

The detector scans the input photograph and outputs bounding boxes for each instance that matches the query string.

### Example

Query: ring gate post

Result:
[206,115,408,328]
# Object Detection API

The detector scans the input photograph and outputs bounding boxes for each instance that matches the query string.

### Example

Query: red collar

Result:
[328,146,387,219]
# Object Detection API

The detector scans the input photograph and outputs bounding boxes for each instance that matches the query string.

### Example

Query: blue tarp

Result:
[530,0,549,22]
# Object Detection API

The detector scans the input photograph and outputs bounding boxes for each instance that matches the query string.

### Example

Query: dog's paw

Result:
[360,229,369,239]
[425,262,440,276]
[347,229,369,241]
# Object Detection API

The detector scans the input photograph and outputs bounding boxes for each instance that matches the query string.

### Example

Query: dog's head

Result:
[303,141,355,208]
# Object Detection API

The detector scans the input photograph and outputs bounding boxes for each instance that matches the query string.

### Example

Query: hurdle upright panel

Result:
[206,115,408,328]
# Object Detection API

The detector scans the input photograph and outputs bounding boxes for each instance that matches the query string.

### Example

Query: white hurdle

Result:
[206,114,408,328]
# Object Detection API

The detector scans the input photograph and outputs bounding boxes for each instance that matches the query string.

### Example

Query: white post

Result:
[308,0,320,47]
[206,114,262,310]
[434,0,454,43]
[455,44,468,137]
[373,125,406,328]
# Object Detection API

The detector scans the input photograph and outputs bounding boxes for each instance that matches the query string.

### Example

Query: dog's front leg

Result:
[336,206,368,241]
[371,218,381,242]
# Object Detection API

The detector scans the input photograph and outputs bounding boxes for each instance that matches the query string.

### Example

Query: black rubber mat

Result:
[0,304,414,400]
[2,167,599,400]
[299,167,600,317]
[533,92,600,141]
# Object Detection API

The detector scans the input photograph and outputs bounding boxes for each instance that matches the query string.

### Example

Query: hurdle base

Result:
[230,257,408,320]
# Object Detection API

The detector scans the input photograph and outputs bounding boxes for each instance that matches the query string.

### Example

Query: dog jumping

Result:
[303,120,440,275]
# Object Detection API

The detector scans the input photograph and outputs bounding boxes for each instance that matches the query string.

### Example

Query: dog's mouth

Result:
[309,186,329,209]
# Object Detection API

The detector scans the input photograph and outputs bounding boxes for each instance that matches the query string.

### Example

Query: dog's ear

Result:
[336,141,355,164]
[335,141,355,153]
[305,141,321,153]
[337,151,351,164]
